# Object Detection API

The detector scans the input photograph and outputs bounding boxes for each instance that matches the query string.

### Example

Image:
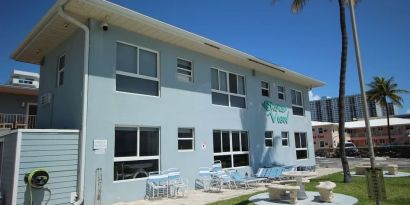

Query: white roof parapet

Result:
[311,121,338,126]
[345,118,410,129]
[11,0,324,88]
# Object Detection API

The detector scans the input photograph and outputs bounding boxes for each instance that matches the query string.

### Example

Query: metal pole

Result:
[348,1,380,205]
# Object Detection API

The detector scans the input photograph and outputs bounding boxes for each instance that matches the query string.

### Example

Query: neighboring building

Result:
[311,118,410,151]
[3,0,323,204]
[0,70,38,130]
[346,118,410,147]
[310,94,398,123]
[311,121,351,150]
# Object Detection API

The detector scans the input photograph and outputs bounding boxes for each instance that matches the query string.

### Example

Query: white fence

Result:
[0,113,36,129]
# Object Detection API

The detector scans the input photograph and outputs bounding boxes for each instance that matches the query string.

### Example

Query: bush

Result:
[358,145,410,158]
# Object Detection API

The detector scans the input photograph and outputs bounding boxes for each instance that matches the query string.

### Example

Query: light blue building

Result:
[4,0,323,204]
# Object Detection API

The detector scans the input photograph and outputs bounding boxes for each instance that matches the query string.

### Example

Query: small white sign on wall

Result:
[201,142,207,151]
[94,139,107,154]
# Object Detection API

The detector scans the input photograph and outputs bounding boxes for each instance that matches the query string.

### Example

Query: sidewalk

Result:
[112,168,342,205]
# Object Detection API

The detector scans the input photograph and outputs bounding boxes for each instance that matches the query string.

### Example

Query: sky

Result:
[0,0,409,114]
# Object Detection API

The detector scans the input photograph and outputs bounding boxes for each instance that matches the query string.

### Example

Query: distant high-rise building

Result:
[310,94,397,122]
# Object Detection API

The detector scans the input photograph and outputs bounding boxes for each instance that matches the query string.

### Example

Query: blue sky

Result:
[1,0,409,114]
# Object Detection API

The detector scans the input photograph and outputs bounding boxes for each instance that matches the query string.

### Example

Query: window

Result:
[114,127,159,181]
[281,132,289,146]
[178,128,194,151]
[294,132,308,160]
[291,89,304,116]
[213,130,249,168]
[318,128,323,133]
[265,131,273,147]
[0,140,3,183]
[261,81,270,97]
[57,55,65,87]
[116,42,159,96]
[211,68,246,108]
[277,86,285,100]
[319,141,325,148]
[177,58,193,82]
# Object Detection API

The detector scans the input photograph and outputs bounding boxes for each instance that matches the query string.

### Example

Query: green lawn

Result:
[208,169,410,205]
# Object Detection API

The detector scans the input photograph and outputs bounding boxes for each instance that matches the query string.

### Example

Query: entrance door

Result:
[26,103,37,128]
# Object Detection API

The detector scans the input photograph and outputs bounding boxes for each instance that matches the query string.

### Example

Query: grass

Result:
[207,169,410,205]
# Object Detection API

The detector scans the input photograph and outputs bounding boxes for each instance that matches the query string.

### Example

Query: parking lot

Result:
[316,157,410,169]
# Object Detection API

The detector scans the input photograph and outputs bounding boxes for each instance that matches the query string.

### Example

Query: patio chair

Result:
[146,173,169,199]
[167,170,188,198]
[253,168,268,182]
[195,167,221,191]
[214,169,235,189]
[227,169,258,189]
[267,167,285,180]
[212,160,223,172]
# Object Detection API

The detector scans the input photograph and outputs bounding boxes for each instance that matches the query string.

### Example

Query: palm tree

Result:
[367,77,409,144]
[273,0,354,182]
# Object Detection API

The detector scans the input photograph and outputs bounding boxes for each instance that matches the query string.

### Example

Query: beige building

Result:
[312,118,410,151]
[311,121,351,150]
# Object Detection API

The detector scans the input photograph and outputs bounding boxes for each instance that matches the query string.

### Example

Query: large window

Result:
[265,131,273,147]
[177,58,193,82]
[281,131,289,146]
[211,68,246,108]
[114,127,159,181]
[116,42,159,96]
[57,55,65,87]
[319,141,325,148]
[295,132,308,160]
[277,86,285,100]
[261,81,270,97]
[291,89,304,116]
[213,130,249,168]
[178,128,194,151]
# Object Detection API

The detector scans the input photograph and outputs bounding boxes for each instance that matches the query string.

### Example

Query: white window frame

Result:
[177,128,195,152]
[265,131,273,147]
[295,132,308,160]
[213,130,249,168]
[281,131,289,147]
[261,81,270,97]
[57,54,65,87]
[277,85,285,100]
[319,140,325,148]
[176,58,193,82]
[291,89,304,116]
[211,67,246,108]
[113,126,161,182]
[115,41,161,97]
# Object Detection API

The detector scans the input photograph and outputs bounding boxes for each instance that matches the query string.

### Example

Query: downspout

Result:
[57,6,89,205]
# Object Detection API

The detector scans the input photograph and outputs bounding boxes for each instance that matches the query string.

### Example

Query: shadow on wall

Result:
[24,187,51,204]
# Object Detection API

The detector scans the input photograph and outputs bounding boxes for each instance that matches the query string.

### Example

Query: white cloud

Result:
[309,91,321,101]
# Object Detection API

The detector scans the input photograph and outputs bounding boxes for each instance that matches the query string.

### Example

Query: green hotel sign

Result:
[262,101,289,124]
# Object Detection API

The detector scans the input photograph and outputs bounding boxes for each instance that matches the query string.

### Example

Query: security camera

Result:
[101,22,109,31]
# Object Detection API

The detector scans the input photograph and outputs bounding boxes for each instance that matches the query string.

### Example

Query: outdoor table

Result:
[282,171,317,200]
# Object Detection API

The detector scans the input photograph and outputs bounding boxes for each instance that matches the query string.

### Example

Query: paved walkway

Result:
[249,191,358,205]
[112,168,342,205]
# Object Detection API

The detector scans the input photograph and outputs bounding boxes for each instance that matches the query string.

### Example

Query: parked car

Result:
[335,142,359,157]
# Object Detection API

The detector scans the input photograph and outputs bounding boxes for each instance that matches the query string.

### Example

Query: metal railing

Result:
[0,113,36,129]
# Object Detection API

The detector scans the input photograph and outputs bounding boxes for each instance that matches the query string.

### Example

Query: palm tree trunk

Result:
[385,101,392,144]
[337,0,352,183]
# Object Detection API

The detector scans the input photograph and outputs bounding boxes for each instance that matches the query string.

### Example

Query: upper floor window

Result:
[211,68,246,108]
[177,58,193,82]
[115,42,159,96]
[261,81,270,97]
[277,86,285,100]
[57,55,65,87]
[291,89,304,116]
[318,128,323,133]
[265,131,273,147]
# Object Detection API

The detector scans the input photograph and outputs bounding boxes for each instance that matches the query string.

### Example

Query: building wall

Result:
[14,130,79,205]
[37,29,84,129]
[349,125,410,147]
[0,93,37,115]
[77,19,315,204]
[0,132,18,205]
[312,124,344,150]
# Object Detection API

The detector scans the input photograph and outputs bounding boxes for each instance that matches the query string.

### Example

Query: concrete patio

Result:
[112,168,342,205]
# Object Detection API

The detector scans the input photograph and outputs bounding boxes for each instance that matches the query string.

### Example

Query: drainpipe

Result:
[57,6,89,205]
